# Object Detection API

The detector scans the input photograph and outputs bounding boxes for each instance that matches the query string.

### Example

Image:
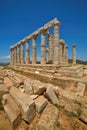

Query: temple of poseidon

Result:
[10,18,76,66]
[9,18,82,78]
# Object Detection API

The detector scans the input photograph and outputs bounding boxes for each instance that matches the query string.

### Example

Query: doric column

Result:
[49,35,54,63]
[12,48,14,65]
[32,37,36,64]
[10,48,12,65]
[17,44,21,64]
[41,33,46,64]
[15,46,17,64]
[62,45,66,64]
[72,44,76,64]
[21,43,25,64]
[26,40,30,64]
[60,44,63,64]
[53,25,60,65]
[65,45,68,64]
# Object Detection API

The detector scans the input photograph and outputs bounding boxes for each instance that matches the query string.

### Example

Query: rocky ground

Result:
[0,66,87,130]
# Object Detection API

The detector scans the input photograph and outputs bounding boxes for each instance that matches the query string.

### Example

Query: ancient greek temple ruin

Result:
[10,18,76,65]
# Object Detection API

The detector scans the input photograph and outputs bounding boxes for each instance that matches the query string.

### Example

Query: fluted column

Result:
[26,40,30,64]
[65,45,68,64]
[72,44,76,64]
[12,48,14,65]
[49,35,54,63]
[17,44,21,64]
[41,33,46,64]
[62,45,66,64]
[53,25,60,65]
[10,48,12,65]
[60,44,63,64]
[32,37,36,64]
[21,43,25,64]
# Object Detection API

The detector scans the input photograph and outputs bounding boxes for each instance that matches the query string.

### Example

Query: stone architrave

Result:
[53,25,60,65]
[41,33,46,64]
[17,44,21,64]
[32,37,36,64]
[49,35,54,63]
[72,44,76,64]
[26,40,30,64]
[21,43,25,64]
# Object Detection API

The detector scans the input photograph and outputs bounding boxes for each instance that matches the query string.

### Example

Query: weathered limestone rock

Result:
[36,103,59,130]
[34,96,48,113]
[79,108,87,123]
[0,84,8,99]
[46,84,59,104]
[30,95,39,100]
[32,81,46,95]
[2,94,21,130]
[10,87,35,123]
[75,82,85,96]
[4,77,14,90]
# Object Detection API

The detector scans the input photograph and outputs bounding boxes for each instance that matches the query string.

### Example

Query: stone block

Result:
[34,96,48,113]
[24,78,33,94]
[0,84,8,99]
[32,81,46,95]
[10,87,35,123]
[36,103,59,130]
[75,82,85,96]
[2,94,21,130]
[46,84,58,105]
[4,77,14,90]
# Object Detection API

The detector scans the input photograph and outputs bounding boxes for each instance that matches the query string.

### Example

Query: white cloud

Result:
[0,55,10,59]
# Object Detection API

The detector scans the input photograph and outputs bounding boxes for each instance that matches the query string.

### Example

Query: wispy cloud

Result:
[0,55,10,59]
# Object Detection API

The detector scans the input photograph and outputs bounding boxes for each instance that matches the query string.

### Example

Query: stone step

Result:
[3,101,21,130]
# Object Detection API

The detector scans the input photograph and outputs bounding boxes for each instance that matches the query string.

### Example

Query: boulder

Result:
[36,103,59,130]
[10,87,36,123]
[34,96,48,113]
[0,84,8,99]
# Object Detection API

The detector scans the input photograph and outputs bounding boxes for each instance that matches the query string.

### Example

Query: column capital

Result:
[72,44,76,47]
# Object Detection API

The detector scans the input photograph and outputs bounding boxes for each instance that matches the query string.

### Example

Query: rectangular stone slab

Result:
[34,96,48,113]
[10,87,35,123]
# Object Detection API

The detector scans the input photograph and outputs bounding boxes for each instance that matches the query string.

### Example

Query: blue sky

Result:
[0,0,87,62]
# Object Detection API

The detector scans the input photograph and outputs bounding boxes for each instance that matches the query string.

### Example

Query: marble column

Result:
[72,44,76,64]
[49,35,54,63]
[53,25,60,65]
[62,45,66,64]
[15,46,17,64]
[10,48,12,65]
[65,45,68,64]
[26,40,30,64]
[21,43,25,64]
[41,33,46,64]
[60,44,63,64]
[12,48,14,65]
[17,44,21,64]
[32,37,36,64]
